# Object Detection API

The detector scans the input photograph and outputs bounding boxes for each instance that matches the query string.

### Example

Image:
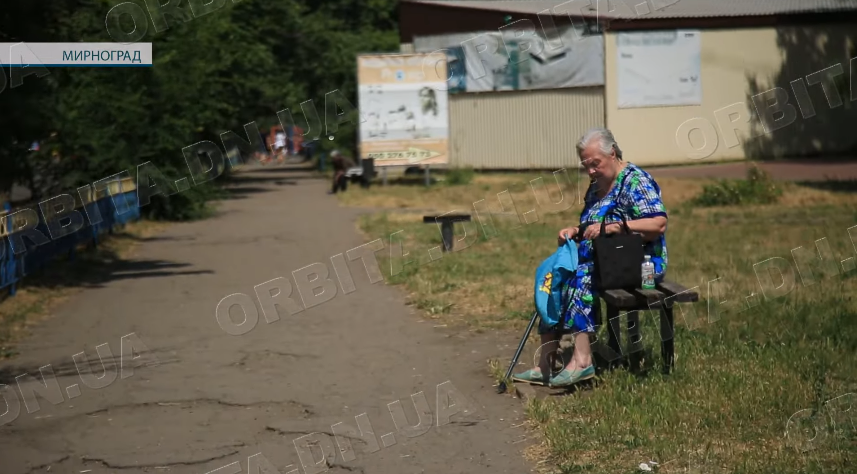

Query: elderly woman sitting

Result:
[514,128,669,388]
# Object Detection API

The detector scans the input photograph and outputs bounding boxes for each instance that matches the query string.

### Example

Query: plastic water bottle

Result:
[641,255,655,289]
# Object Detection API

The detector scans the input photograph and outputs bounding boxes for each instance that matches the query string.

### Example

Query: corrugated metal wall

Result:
[399,42,605,170]
[447,87,605,169]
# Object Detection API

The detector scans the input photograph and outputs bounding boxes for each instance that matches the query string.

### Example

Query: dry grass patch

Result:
[338,170,590,212]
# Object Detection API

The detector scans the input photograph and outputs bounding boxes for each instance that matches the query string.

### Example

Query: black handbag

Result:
[590,174,646,291]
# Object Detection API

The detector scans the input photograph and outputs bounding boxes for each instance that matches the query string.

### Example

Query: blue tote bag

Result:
[533,239,579,329]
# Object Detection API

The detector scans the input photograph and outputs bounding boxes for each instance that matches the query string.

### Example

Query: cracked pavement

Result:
[0,165,533,474]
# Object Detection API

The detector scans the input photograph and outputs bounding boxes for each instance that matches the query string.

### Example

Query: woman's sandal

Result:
[511,369,548,386]
[548,365,595,388]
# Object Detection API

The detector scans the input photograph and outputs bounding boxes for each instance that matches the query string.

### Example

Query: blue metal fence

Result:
[1,189,141,297]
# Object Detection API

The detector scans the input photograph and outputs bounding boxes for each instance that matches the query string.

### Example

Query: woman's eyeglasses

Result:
[581,158,602,170]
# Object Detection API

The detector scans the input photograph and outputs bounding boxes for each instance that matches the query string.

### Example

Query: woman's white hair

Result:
[576,128,623,160]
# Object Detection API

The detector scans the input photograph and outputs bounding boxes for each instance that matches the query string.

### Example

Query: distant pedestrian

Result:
[274,130,287,162]
[329,150,354,194]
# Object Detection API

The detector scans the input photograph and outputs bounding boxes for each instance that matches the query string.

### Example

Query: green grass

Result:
[343,170,857,473]
[691,164,784,207]
[523,285,857,473]
[443,166,476,186]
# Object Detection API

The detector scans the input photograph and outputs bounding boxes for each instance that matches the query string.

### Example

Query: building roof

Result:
[403,0,857,20]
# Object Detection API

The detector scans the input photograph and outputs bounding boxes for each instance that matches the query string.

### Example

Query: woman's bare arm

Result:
[623,216,667,242]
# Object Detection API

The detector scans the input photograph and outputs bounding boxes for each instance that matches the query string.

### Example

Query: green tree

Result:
[1,0,401,218]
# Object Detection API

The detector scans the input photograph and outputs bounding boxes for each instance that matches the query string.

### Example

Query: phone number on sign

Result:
[367,151,431,159]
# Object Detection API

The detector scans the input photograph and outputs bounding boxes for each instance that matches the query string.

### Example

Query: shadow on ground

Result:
[230,165,317,176]
[795,179,857,193]
[222,175,313,185]
[219,184,296,200]
[119,235,198,243]
[218,167,318,198]
[520,345,661,399]
[524,344,660,399]
[19,248,212,292]
[0,349,180,385]
[378,176,440,187]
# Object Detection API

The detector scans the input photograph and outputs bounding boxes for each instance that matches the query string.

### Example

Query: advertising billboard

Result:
[357,53,450,167]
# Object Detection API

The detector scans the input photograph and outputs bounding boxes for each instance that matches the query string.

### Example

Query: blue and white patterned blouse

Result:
[578,162,668,276]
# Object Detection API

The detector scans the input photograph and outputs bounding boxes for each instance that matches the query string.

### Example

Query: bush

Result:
[444,166,475,186]
[142,182,224,221]
[691,164,783,207]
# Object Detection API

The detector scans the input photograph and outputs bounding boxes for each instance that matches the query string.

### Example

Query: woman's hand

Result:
[582,222,621,240]
[557,227,579,245]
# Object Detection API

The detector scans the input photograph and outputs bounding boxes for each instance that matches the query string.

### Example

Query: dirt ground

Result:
[0,165,534,474]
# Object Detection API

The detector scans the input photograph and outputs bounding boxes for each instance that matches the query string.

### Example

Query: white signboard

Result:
[357,53,449,167]
[616,30,701,108]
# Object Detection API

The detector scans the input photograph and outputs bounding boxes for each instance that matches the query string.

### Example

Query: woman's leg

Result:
[565,271,596,369]
[332,172,344,193]
[512,325,560,383]
[536,332,560,374]
[549,271,597,386]
[568,331,593,371]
